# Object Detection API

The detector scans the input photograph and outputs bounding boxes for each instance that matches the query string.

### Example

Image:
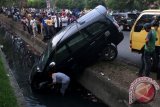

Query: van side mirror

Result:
[134,24,143,32]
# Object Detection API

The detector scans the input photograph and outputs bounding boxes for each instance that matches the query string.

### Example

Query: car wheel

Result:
[30,75,41,91]
[102,45,118,61]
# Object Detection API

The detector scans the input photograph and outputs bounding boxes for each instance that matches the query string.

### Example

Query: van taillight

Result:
[113,22,123,32]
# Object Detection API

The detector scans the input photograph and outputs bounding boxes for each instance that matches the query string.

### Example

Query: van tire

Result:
[102,45,118,61]
[30,76,40,92]
[30,73,44,92]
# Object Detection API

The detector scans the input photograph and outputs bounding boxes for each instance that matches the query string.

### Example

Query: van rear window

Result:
[84,22,109,39]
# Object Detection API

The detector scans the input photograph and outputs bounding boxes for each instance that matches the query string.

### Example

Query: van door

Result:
[66,32,89,66]
[49,44,74,73]
[130,14,160,52]
[67,21,110,66]
[82,21,110,61]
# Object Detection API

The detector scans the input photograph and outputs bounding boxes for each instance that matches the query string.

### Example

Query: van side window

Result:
[134,15,154,32]
[84,22,108,39]
[55,45,70,64]
[67,32,87,52]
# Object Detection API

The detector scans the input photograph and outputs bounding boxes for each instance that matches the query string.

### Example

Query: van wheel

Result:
[31,74,50,92]
[31,77,40,92]
[30,73,44,92]
[102,45,118,61]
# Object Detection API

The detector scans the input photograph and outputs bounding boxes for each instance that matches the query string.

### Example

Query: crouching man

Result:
[51,72,70,95]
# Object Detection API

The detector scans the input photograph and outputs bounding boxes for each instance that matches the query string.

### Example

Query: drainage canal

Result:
[0,26,108,107]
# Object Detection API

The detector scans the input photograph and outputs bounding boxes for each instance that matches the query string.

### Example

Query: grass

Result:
[0,56,19,107]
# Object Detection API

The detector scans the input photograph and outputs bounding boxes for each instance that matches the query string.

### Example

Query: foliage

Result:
[0,0,106,9]
[26,0,106,10]
[27,0,46,8]
[106,0,160,11]
[0,0,18,7]
[1,0,159,10]
[85,0,106,9]
[0,56,19,107]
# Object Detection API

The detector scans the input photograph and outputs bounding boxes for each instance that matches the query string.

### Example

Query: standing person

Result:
[42,14,49,40]
[45,15,54,38]
[30,16,38,38]
[54,13,62,33]
[36,17,41,34]
[151,22,160,80]
[61,15,68,28]
[21,16,27,31]
[138,22,159,77]
[139,23,157,77]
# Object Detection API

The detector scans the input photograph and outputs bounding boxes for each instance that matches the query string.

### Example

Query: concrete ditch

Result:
[0,48,27,107]
[0,14,160,107]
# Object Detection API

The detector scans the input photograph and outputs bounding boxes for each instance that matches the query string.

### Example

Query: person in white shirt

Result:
[30,17,37,37]
[52,72,70,95]
[54,13,62,33]
[61,15,68,27]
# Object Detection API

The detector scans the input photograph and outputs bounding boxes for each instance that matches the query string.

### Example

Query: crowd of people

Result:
[0,7,90,41]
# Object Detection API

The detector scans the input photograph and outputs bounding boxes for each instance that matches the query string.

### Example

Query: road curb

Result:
[78,66,156,107]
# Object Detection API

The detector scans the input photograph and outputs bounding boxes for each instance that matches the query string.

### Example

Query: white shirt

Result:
[30,19,37,28]
[52,72,70,84]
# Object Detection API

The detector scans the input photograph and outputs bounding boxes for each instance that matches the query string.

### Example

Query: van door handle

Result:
[67,58,73,62]
[90,41,95,46]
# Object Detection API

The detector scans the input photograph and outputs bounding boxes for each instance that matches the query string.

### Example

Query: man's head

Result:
[152,22,159,30]
[152,15,157,20]
[144,23,151,32]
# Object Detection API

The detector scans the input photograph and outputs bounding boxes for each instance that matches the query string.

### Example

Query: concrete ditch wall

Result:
[0,48,27,107]
[0,14,160,107]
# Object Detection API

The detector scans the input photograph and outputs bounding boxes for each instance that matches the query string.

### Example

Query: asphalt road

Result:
[117,31,142,67]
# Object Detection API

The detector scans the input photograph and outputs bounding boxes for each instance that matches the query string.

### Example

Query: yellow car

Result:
[130,10,160,53]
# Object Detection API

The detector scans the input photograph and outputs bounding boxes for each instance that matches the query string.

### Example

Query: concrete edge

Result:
[78,68,154,107]
[0,49,27,107]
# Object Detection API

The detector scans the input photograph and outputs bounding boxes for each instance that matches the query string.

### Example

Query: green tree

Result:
[86,0,106,9]
[0,0,19,7]
[106,0,160,11]
[55,0,106,10]
[27,0,46,8]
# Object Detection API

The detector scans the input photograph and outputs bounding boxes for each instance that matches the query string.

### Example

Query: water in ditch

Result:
[0,26,108,107]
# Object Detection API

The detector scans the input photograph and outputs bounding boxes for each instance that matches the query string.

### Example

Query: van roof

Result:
[51,5,107,49]
[142,9,160,13]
